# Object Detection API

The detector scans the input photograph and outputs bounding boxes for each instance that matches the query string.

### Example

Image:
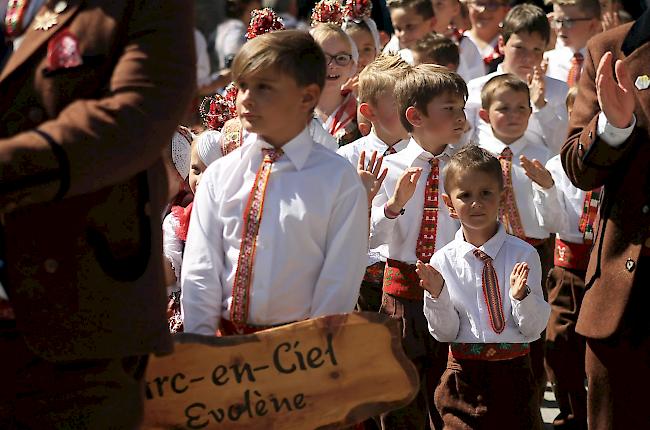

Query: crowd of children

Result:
[161,0,646,428]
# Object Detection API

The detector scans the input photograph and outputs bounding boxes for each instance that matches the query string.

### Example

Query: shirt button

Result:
[44,259,59,274]
[28,107,45,123]
[625,258,635,272]
[642,205,649,215]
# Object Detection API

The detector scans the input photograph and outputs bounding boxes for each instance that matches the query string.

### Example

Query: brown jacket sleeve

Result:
[0,0,197,207]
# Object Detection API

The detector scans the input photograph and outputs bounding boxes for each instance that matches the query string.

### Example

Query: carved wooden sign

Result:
[143,312,419,429]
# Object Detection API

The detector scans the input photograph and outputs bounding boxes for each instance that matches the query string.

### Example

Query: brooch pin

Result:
[635,75,650,91]
[33,10,58,31]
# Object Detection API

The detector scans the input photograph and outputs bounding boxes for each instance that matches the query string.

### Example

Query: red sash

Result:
[382,259,423,300]
[450,342,530,361]
[554,238,591,271]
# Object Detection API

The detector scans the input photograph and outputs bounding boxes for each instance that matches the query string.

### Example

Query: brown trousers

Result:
[0,321,148,429]
[379,293,448,429]
[544,266,587,429]
[434,353,541,430]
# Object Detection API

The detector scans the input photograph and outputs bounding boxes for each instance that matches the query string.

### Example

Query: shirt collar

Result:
[454,223,507,260]
[402,138,455,166]
[367,129,410,153]
[246,126,313,170]
[480,133,530,157]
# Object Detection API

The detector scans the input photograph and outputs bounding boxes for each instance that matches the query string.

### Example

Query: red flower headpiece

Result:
[247,8,284,40]
[199,92,237,131]
[343,0,372,21]
[224,83,238,108]
[311,0,344,26]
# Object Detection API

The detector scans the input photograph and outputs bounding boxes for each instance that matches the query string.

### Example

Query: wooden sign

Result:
[143,312,419,429]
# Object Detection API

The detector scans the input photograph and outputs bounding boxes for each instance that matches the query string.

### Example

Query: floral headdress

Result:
[246,8,284,40]
[311,0,344,26]
[342,0,382,52]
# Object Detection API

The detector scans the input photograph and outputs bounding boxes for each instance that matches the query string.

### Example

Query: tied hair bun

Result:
[246,8,284,40]
[344,0,372,21]
[311,0,344,26]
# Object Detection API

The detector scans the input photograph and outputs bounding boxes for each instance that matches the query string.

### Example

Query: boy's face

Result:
[349,29,377,73]
[236,67,320,147]
[552,4,601,51]
[443,169,503,234]
[500,31,546,80]
[409,91,466,146]
[390,7,436,49]
[369,90,408,139]
[320,35,357,94]
[481,88,531,144]
[467,1,508,35]
[189,145,207,195]
[432,0,461,29]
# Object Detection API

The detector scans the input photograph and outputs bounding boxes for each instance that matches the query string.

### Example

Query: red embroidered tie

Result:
[4,0,30,39]
[474,249,505,334]
[498,147,526,239]
[230,148,283,333]
[383,146,397,157]
[415,158,439,263]
[567,52,584,87]
[578,187,602,244]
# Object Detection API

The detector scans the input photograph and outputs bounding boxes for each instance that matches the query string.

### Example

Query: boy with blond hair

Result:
[181,30,369,336]
[419,145,550,429]
[370,64,466,428]
[338,54,412,312]
[545,0,602,86]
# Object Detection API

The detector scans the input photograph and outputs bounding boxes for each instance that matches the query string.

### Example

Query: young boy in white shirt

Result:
[369,64,466,429]
[338,54,411,312]
[181,30,369,336]
[544,0,602,86]
[465,4,569,155]
[418,145,550,429]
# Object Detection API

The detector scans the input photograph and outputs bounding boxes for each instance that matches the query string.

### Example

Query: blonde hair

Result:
[395,64,467,132]
[358,54,411,105]
[310,23,359,63]
[480,74,531,110]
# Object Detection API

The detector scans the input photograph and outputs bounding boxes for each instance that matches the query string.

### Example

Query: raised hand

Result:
[509,262,530,301]
[357,150,388,206]
[387,167,422,212]
[527,66,547,109]
[520,155,554,189]
[596,51,635,129]
[416,260,445,297]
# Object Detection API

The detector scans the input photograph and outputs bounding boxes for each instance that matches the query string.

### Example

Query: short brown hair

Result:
[387,0,435,19]
[444,145,504,192]
[552,0,601,19]
[502,4,551,45]
[395,64,467,132]
[480,74,530,109]
[358,54,411,105]
[412,33,460,68]
[231,30,326,90]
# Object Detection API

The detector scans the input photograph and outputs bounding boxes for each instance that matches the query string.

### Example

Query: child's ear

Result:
[405,106,423,128]
[301,83,321,112]
[478,108,491,124]
[442,193,458,219]
[359,102,375,122]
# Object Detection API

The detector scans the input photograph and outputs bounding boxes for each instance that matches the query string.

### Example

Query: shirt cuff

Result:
[425,284,451,305]
[597,112,636,147]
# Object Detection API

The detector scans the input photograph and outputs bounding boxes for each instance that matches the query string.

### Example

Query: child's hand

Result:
[520,155,554,189]
[416,260,445,297]
[509,262,530,301]
[601,9,621,32]
[387,167,422,213]
[341,75,359,95]
[357,150,388,206]
[596,51,635,129]
[527,66,546,109]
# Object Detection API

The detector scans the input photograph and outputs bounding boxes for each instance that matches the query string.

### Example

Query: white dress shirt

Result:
[544,46,587,83]
[397,37,485,83]
[465,66,569,155]
[194,29,211,87]
[162,212,184,288]
[383,34,401,54]
[423,225,550,343]
[181,127,369,335]
[464,32,499,59]
[370,139,461,264]
[338,131,410,265]
[479,135,551,240]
